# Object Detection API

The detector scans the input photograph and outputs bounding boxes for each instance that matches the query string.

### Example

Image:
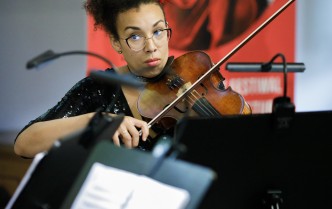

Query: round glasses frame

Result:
[121,28,172,52]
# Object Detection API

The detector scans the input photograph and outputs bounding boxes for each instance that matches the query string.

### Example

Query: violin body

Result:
[137,51,251,130]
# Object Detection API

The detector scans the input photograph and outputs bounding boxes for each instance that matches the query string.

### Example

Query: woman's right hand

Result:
[111,116,149,148]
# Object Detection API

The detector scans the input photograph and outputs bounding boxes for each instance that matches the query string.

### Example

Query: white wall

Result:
[295,1,332,111]
[0,0,87,135]
[0,0,331,144]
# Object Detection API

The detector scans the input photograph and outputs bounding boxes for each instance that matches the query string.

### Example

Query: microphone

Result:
[26,50,116,69]
[26,49,145,88]
[26,50,58,69]
[225,62,305,72]
[90,70,144,88]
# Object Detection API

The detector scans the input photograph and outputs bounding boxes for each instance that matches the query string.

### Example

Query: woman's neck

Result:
[126,65,158,82]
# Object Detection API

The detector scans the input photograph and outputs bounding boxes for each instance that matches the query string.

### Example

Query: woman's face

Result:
[113,3,169,78]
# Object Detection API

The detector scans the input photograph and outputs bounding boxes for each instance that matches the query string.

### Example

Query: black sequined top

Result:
[15,68,157,151]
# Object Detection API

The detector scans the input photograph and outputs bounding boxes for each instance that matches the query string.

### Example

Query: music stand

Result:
[6,113,216,209]
[60,139,216,209]
[174,111,332,209]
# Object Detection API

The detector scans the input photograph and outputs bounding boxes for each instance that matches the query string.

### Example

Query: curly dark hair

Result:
[83,0,166,40]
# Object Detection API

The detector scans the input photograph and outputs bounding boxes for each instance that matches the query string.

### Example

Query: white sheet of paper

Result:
[71,162,190,209]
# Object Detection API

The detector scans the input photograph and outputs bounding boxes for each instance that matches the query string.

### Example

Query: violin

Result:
[138,51,251,131]
[136,0,295,132]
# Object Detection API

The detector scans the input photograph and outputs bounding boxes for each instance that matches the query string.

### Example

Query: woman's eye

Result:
[154,29,163,36]
[130,34,141,41]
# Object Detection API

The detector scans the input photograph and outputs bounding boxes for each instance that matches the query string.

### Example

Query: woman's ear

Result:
[110,35,122,54]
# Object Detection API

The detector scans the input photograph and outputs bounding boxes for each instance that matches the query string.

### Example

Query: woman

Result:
[14,0,171,158]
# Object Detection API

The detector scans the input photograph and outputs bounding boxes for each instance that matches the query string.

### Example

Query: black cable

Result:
[263,53,287,97]
[56,50,117,69]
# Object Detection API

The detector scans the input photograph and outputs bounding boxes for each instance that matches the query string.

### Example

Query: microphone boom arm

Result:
[26,50,116,69]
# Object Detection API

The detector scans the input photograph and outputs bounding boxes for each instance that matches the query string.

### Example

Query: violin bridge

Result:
[176,82,192,98]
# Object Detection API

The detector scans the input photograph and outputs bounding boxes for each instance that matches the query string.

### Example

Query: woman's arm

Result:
[14,112,95,158]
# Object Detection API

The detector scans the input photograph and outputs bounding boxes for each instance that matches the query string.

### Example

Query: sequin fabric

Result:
[15,68,156,151]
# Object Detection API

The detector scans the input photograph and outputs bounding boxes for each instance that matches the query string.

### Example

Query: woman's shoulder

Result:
[56,68,120,108]
[72,68,117,89]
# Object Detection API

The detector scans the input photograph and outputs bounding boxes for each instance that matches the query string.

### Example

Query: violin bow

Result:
[147,0,296,129]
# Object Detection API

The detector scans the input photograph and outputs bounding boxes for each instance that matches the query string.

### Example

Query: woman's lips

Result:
[145,58,160,67]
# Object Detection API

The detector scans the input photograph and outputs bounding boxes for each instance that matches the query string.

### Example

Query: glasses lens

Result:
[127,37,143,51]
[127,29,170,51]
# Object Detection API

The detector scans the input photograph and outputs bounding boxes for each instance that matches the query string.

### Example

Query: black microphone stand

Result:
[26,49,145,88]
[225,53,304,133]
[264,53,296,132]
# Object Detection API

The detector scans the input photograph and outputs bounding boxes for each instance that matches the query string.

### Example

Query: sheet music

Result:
[71,162,190,209]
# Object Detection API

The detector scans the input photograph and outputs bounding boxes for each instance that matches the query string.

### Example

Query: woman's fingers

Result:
[111,116,149,148]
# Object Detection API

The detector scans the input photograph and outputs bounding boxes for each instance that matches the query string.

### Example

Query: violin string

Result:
[173,82,212,117]
[185,90,216,117]
[188,91,216,116]
[185,93,208,115]
[173,81,217,117]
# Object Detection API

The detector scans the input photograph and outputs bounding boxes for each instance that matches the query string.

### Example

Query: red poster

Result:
[86,0,295,113]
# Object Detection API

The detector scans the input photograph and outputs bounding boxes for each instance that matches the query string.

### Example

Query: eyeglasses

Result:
[121,28,172,52]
